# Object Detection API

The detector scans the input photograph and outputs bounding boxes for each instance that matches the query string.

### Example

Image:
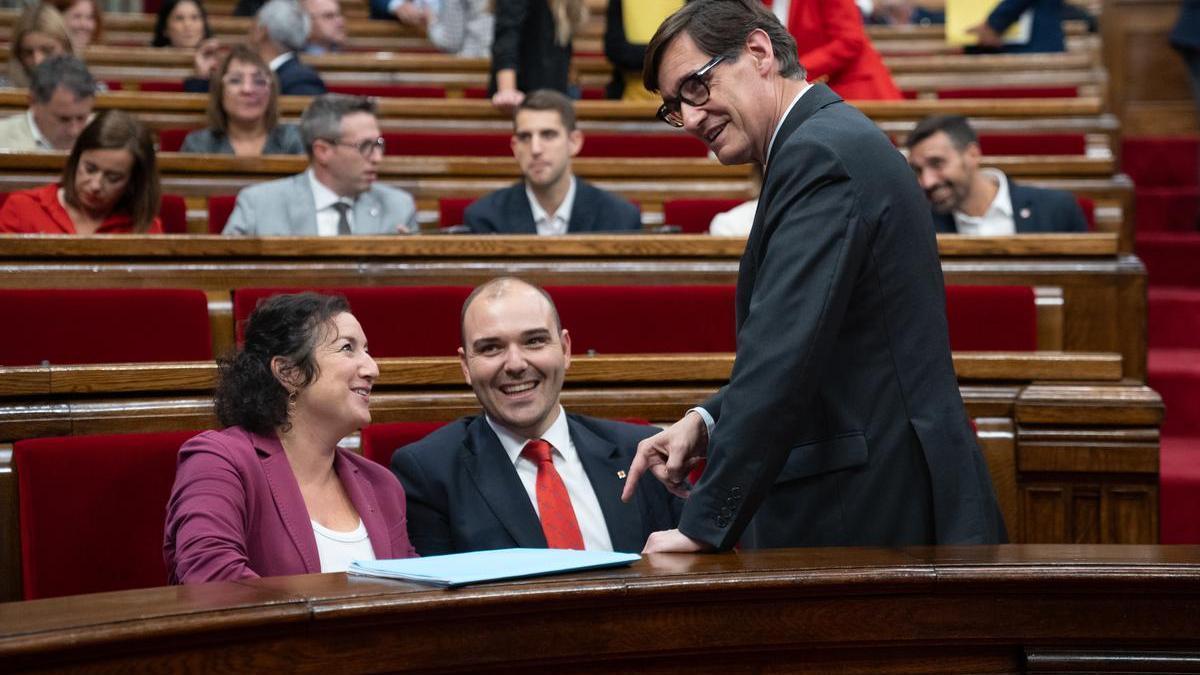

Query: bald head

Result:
[460,277,561,348]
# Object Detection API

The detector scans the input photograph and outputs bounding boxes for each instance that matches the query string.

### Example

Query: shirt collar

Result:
[525,175,576,228]
[26,109,52,149]
[307,168,352,211]
[487,405,573,466]
[765,82,811,166]
[269,52,295,72]
[954,168,1012,220]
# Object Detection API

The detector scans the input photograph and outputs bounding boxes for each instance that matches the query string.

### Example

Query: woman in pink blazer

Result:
[164,292,417,584]
[779,0,901,100]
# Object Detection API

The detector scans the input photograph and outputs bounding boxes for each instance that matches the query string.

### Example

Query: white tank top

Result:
[311,519,375,573]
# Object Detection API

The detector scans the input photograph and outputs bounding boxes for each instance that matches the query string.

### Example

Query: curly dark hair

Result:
[214,292,350,435]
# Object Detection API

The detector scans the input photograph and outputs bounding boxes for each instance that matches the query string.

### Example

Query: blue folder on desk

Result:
[348,548,641,588]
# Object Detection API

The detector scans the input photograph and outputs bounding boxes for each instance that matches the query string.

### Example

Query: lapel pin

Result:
[370,207,380,217]
[1019,207,1031,219]
[617,470,626,479]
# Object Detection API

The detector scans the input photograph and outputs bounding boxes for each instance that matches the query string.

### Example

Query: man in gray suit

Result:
[224,94,418,236]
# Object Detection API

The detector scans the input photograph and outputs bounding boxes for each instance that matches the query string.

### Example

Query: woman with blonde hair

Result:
[180,45,303,156]
[4,3,74,88]
[490,0,586,113]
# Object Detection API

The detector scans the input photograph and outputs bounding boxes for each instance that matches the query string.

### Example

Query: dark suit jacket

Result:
[488,0,571,95]
[931,177,1088,233]
[464,178,642,234]
[391,414,681,555]
[684,84,1005,551]
[1172,0,1200,51]
[983,0,1066,53]
[183,54,326,96]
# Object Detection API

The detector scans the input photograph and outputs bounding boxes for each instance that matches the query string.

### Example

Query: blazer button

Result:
[730,486,742,498]
[716,516,729,528]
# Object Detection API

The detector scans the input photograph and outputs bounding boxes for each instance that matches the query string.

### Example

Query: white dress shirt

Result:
[765,84,811,166]
[27,110,51,149]
[525,176,577,236]
[486,406,615,551]
[268,52,295,73]
[952,168,1017,236]
[307,169,356,236]
[311,519,375,573]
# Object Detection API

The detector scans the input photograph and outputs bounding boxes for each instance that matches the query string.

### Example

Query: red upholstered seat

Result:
[937,86,1078,99]
[328,84,446,98]
[386,132,707,158]
[208,195,237,233]
[944,285,1037,351]
[1076,196,1096,230]
[233,286,473,356]
[138,81,183,93]
[439,197,476,227]
[580,134,707,158]
[0,289,213,365]
[158,194,188,234]
[0,192,8,209]
[157,128,193,153]
[15,430,202,599]
[361,421,450,467]
[977,133,1087,156]
[662,198,747,233]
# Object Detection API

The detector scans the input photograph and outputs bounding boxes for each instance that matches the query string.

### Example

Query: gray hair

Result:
[299,93,376,156]
[257,0,311,52]
[29,55,96,104]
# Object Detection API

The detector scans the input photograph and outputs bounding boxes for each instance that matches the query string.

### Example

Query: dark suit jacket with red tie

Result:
[390,414,681,555]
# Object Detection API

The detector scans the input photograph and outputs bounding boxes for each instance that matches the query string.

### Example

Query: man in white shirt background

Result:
[0,55,94,151]
[906,114,1088,235]
[390,277,681,555]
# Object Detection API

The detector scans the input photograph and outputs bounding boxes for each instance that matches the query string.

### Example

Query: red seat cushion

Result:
[384,132,707,158]
[937,86,1079,99]
[580,134,707,158]
[138,81,184,93]
[157,128,193,153]
[0,289,212,365]
[1122,136,1199,188]
[546,285,738,353]
[328,84,446,98]
[158,194,188,234]
[977,133,1087,156]
[662,198,747,234]
[15,430,202,599]
[944,285,1037,351]
[361,421,450,467]
[1160,435,1200,544]
[439,197,476,227]
[1076,196,1096,231]
[234,286,474,355]
[208,195,237,234]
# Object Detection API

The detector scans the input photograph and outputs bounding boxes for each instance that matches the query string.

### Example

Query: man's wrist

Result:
[686,407,714,444]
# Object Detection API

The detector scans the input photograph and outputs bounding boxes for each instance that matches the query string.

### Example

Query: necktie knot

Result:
[521,439,554,465]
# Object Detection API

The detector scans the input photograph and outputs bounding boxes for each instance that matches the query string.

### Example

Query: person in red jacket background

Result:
[771,0,901,100]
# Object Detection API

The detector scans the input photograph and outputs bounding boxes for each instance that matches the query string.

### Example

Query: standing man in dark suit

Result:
[391,277,680,555]
[967,0,1067,53]
[464,89,643,235]
[1172,0,1200,116]
[622,0,1004,553]
[905,114,1088,234]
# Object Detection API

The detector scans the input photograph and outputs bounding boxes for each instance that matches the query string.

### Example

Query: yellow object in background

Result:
[622,0,684,44]
[945,0,1032,46]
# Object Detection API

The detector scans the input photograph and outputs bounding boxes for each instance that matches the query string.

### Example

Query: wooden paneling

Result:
[1103,0,1198,134]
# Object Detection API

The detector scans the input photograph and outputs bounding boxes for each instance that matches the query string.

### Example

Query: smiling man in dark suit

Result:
[622,0,1004,554]
[906,114,1087,235]
[391,277,679,555]
[463,90,643,235]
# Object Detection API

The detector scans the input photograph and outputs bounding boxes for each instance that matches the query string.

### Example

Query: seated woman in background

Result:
[2,4,73,88]
[181,45,304,155]
[0,110,162,234]
[152,0,213,48]
[51,0,104,52]
[164,292,418,583]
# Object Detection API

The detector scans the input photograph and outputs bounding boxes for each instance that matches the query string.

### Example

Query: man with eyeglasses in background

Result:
[621,0,1005,553]
[224,94,418,235]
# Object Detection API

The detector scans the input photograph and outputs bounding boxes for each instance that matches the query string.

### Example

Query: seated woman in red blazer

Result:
[164,292,418,584]
[0,109,163,234]
[778,0,902,100]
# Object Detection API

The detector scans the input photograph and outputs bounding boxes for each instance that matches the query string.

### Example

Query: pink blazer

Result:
[164,426,417,584]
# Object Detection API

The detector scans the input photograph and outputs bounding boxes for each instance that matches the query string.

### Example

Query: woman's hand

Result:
[193,38,222,78]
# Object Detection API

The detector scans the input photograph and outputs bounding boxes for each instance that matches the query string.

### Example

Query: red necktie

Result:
[521,439,585,550]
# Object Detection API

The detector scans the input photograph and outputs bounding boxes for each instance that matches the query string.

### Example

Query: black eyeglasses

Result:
[656,54,728,128]
[323,136,386,158]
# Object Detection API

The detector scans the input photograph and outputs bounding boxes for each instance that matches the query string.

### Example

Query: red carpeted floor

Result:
[1126,136,1200,543]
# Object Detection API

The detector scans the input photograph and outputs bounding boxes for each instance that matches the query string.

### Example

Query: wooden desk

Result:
[2,546,1198,673]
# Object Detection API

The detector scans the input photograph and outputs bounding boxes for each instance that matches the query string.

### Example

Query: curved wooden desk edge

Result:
[3,545,1199,673]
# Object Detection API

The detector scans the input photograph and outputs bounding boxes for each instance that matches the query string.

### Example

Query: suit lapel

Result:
[254,432,320,573]
[287,173,319,235]
[464,417,547,547]
[508,183,539,234]
[567,180,594,232]
[354,189,383,234]
[334,450,393,559]
[1009,181,1035,233]
[569,416,643,553]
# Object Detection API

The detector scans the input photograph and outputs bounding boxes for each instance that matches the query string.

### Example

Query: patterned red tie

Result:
[521,439,585,550]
